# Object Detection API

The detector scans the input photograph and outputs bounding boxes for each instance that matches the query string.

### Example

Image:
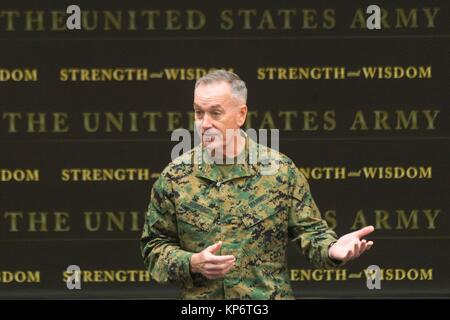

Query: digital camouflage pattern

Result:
[141,136,342,299]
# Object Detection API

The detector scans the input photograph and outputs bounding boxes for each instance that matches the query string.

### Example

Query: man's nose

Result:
[201,114,213,130]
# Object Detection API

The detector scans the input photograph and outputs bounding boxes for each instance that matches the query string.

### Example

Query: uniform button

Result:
[216,181,221,187]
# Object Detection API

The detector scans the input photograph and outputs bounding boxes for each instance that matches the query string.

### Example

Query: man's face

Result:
[194,81,247,152]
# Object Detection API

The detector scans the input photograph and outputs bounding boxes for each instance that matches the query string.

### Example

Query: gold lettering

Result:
[220,10,233,30]
[25,11,44,31]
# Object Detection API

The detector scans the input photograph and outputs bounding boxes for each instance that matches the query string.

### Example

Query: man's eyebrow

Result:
[193,104,224,111]
[209,104,224,111]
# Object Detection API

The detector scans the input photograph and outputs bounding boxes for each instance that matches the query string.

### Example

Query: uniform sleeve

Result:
[287,163,344,269]
[140,174,196,288]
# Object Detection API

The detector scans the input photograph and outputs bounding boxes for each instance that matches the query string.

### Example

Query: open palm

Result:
[329,226,374,262]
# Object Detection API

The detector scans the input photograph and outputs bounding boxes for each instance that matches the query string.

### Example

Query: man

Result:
[141,70,374,299]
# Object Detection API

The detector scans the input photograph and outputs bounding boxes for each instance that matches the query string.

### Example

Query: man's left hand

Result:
[328,225,375,263]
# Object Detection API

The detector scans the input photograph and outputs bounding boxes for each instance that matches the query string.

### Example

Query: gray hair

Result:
[195,69,247,104]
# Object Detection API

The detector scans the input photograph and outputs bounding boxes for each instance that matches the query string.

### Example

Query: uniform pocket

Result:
[176,201,217,252]
[237,194,286,228]
[236,195,288,264]
[177,200,216,232]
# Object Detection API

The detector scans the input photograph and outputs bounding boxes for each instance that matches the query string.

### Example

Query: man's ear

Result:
[237,105,248,127]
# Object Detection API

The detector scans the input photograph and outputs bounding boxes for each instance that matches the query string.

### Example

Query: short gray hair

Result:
[195,69,247,104]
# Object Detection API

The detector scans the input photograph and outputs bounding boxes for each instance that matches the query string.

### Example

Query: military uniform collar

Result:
[193,133,258,183]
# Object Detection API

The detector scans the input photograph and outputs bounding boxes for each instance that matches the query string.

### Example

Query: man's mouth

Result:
[203,135,216,143]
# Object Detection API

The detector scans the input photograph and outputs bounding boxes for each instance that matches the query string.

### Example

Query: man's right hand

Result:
[190,241,235,280]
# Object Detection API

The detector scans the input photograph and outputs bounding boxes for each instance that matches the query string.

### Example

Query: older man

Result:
[141,70,374,299]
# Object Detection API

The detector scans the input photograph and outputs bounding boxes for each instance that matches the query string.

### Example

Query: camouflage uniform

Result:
[141,135,342,299]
